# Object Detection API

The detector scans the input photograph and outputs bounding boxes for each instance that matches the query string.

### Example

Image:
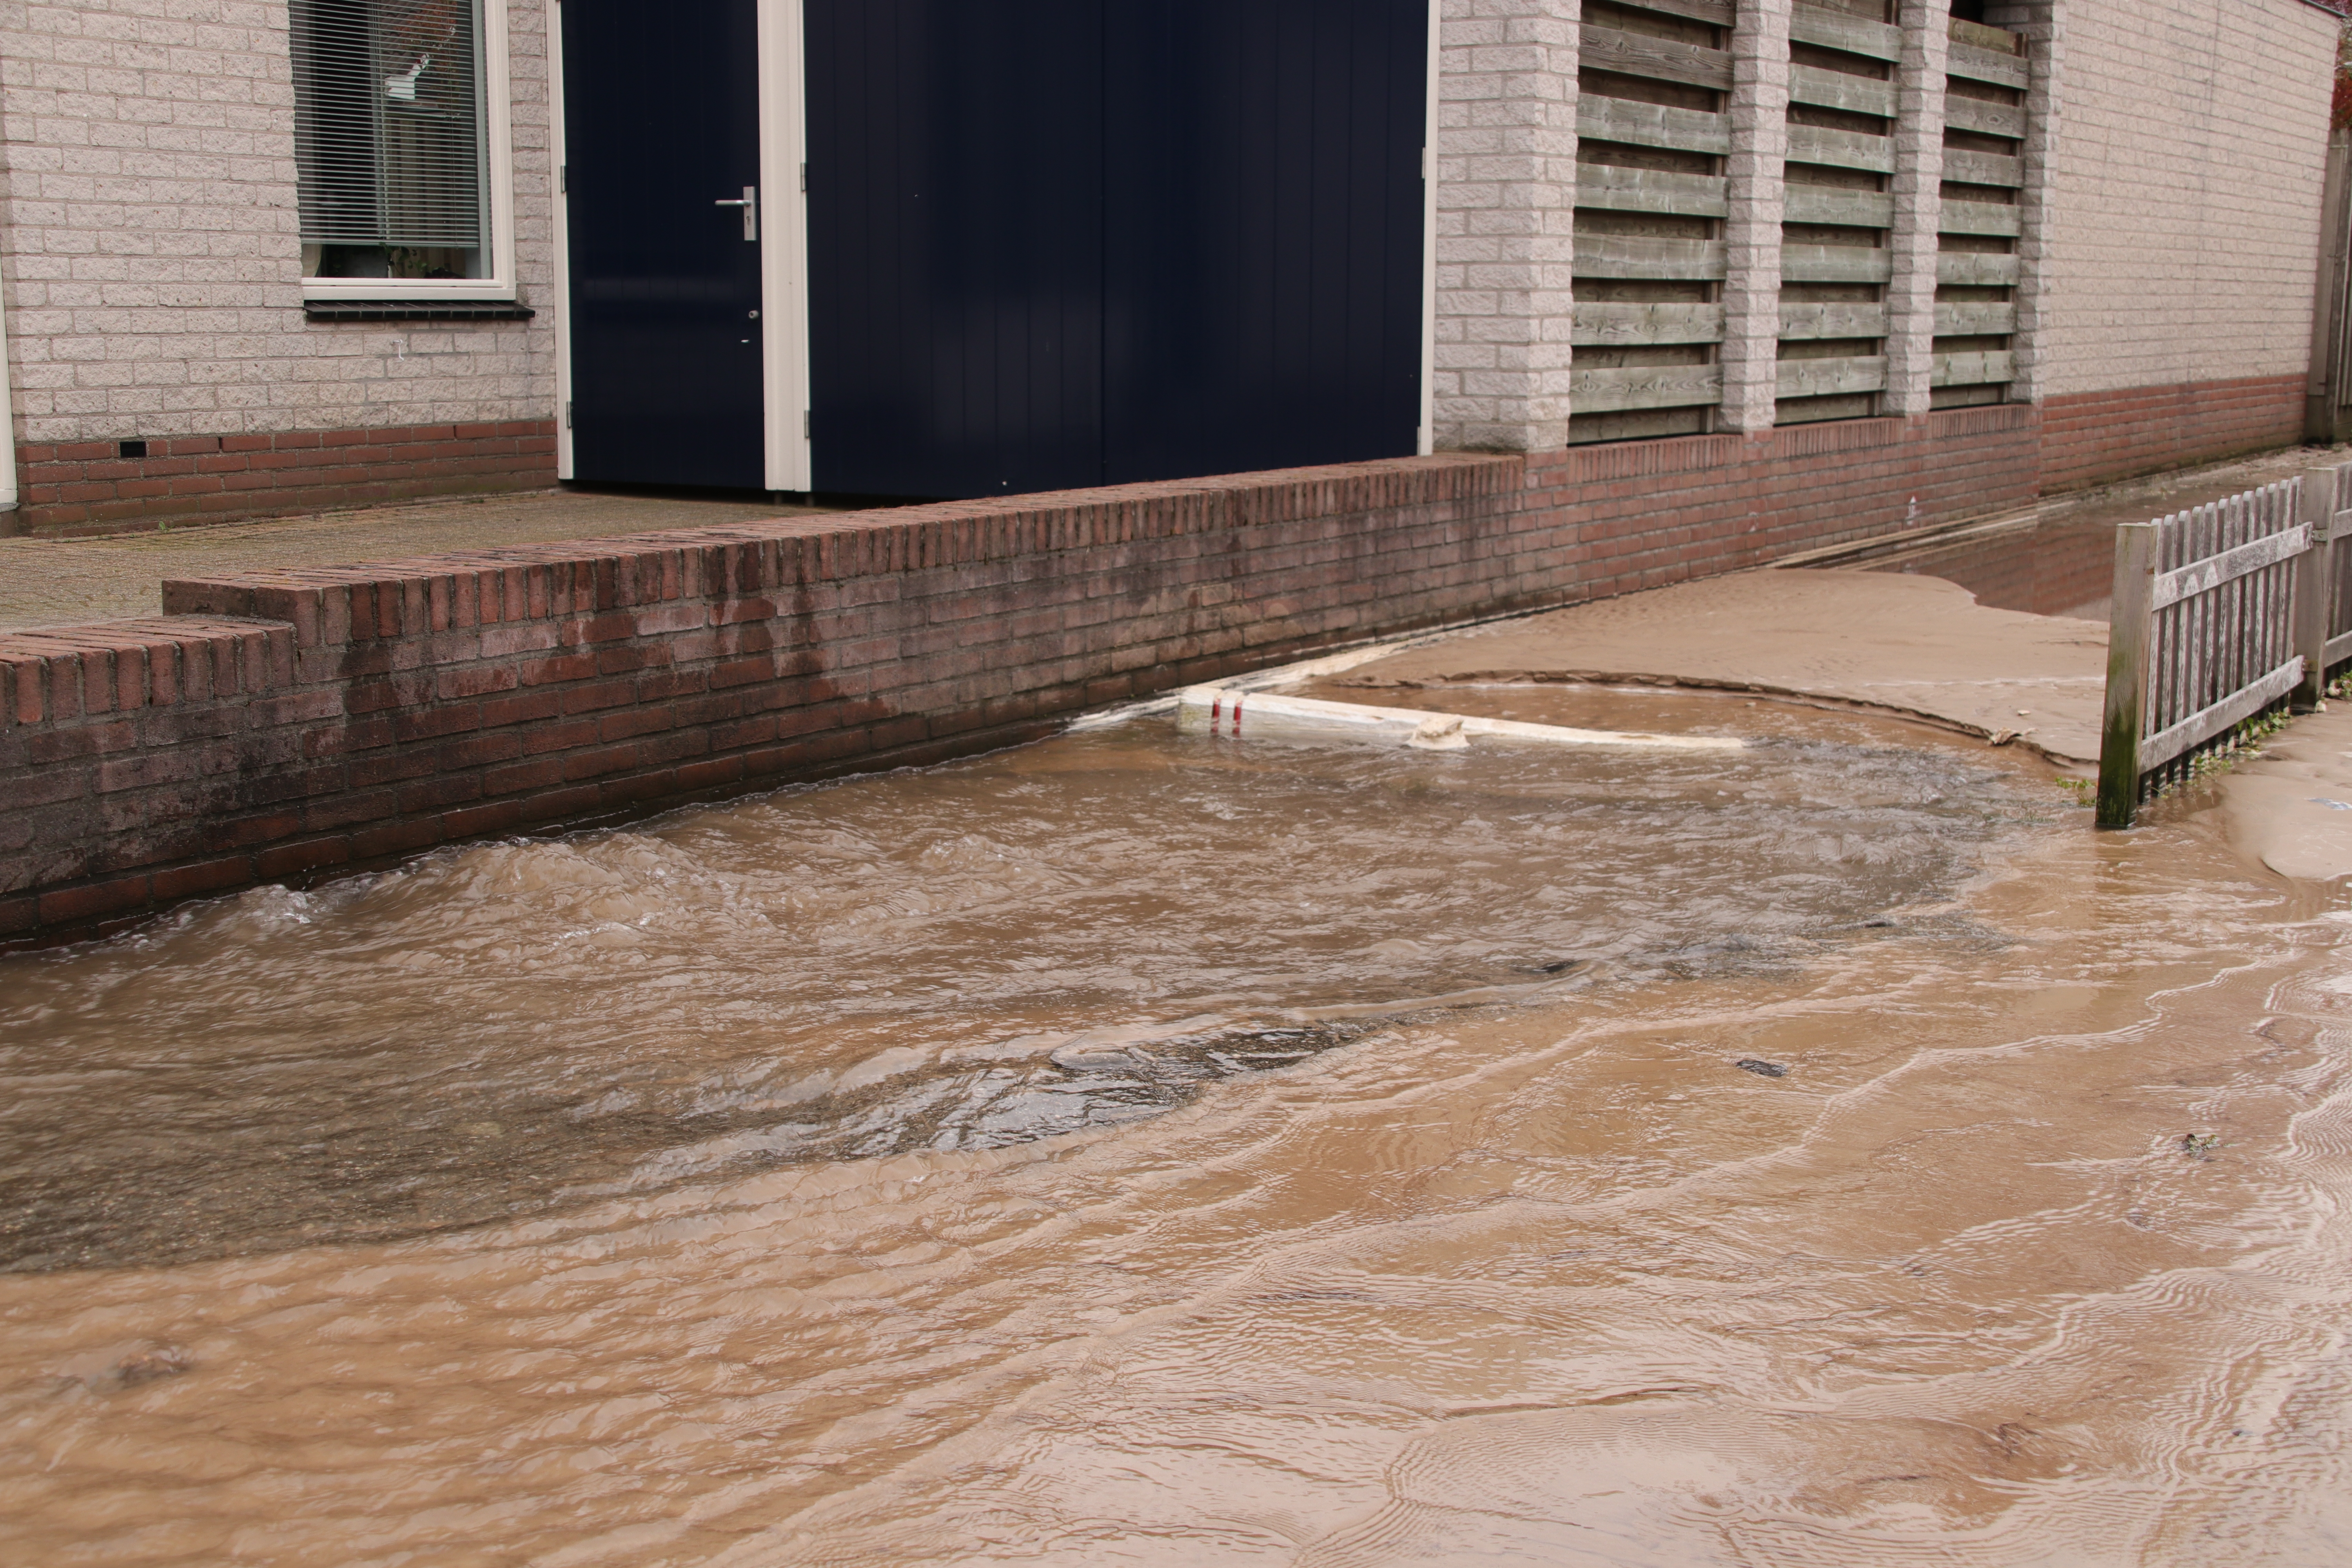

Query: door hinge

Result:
[564,400,573,430]
[802,409,811,439]
[559,164,566,194]
[800,162,808,194]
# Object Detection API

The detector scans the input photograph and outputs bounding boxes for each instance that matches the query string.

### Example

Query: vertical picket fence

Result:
[2096,465,2348,828]
[2321,462,2352,677]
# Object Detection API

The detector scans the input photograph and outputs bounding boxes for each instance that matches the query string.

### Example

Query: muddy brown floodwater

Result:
[2,687,2348,1566]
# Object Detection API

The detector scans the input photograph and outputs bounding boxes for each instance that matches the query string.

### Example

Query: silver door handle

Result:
[714,185,757,242]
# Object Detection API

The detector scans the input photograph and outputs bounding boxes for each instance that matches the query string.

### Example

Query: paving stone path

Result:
[0,490,832,633]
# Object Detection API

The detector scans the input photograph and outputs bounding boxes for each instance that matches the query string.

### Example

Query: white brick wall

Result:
[1884,0,1951,417]
[2039,0,2337,400]
[1431,0,1580,453]
[1719,0,1789,433]
[0,0,555,445]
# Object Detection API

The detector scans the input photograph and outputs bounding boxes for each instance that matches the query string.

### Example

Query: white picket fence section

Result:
[2097,463,2351,827]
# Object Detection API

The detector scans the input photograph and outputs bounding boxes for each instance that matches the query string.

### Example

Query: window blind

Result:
[291,0,488,251]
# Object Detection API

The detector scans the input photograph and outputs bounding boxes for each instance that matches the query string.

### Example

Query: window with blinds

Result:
[291,0,490,281]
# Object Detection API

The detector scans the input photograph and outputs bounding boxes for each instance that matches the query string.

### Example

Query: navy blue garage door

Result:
[805,1,1428,499]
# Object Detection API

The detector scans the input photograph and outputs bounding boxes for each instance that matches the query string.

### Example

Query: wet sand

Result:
[1324,572,2109,766]
[2220,702,2352,883]
[1328,567,2352,895]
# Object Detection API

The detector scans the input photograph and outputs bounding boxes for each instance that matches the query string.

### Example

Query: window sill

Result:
[304,300,535,323]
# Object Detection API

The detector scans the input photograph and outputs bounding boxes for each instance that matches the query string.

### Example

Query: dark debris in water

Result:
[113,1346,194,1386]
[734,1019,1383,1171]
[1837,910,2018,950]
[1735,1059,1791,1079]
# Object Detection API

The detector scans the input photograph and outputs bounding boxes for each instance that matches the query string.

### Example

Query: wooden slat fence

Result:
[2323,462,2352,673]
[2095,465,2351,828]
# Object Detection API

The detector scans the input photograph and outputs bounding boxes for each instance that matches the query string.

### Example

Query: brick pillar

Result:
[1719,0,1792,434]
[1432,0,1581,453]
[1884,1,1951,418]
[1985,0,2060,408]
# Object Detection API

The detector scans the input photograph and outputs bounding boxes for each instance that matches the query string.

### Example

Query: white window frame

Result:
[299,0,520,303]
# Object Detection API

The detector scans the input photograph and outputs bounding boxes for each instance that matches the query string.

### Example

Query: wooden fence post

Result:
[2097,521,2158,829]
[2296,466,2341,710]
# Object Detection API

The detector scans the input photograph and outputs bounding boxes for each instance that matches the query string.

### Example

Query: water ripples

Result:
[4,691,2350,1563]
[0,708,2038,1271]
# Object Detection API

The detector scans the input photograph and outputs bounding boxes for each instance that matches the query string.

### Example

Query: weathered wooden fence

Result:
[2318,463,2352,681]
[2096,465,2352,828]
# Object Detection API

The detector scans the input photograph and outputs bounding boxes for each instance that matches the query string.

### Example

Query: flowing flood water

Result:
[2,687,2349,1564]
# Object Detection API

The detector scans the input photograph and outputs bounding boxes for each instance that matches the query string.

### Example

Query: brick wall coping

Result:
[2,618,294,730]
[153,451,1525,645]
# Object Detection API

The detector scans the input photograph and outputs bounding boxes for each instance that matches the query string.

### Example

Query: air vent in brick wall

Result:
[303,301,535,323]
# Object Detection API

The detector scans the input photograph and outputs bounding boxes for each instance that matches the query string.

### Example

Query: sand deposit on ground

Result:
[1328,570,2109,766]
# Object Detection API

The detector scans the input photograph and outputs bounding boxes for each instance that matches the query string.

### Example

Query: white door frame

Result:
[547,0,573,479]
[1418,0,1438,458]
[544,0,813,490]
[757,0,813,492]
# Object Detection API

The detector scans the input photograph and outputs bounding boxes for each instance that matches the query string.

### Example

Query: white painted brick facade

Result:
[1719,0,1790,433]
[1884,0,1950,417]
[0,0,555,445]
[2037,0,2337,401]
[1431,0,1580,452]
[1986,0,2058,408]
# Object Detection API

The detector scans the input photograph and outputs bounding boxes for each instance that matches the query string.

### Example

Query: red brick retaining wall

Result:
[0,406,2038,947]
[4,421,559,539]
[1542,404,2038,599]
[2039,375,2306,494]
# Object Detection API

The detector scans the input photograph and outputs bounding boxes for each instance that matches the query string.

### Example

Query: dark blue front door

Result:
[563,0,766,489]
[806,0,1427,499]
